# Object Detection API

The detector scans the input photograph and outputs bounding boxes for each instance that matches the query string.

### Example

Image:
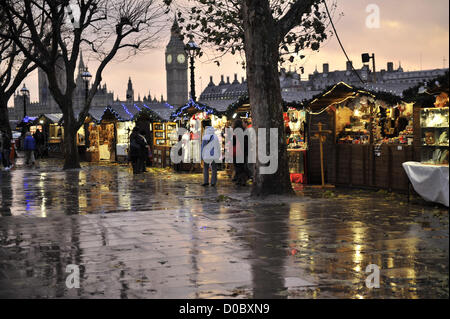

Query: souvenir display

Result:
[116,121,135,157]
[335,97,414,145]
[420,105,449,165]
[286,109,307,150]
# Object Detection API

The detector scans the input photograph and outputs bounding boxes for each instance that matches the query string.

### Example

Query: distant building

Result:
[8,50,169,122]
[198,61,449,110]
[9,50,115,121]
[306,61,448,96]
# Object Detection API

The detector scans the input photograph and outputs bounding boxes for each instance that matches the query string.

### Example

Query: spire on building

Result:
[171,13,180,35]
[78,49,85,71]
[160,94,164,102]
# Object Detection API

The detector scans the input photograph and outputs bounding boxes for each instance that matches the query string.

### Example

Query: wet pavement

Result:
[0,158,448,299]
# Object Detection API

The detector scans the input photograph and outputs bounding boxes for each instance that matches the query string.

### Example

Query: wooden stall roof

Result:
[305,82,403,112]
[35,113,63,124]
[15,116,37,129]
[132,107,165,122]
[170,99,219,120]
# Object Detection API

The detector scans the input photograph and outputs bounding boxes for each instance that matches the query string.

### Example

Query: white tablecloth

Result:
[402,161,449,207]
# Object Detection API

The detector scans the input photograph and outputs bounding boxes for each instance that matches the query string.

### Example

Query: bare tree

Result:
[168,0,332,196]
[0,0,168,169]
[0,12,37,137]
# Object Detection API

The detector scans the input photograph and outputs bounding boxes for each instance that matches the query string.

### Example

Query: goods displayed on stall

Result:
[116,121,135,160]
[285,108,308,184]
[152,122,178,147]
[77,126,86,146]
[420,91,449,165]
[86,123,100,162]
[182,111,227,164]
[98,123,115,161]
[401,73,449,206]
[170,100,222,171]
[152,122,178,167]
[334,95,414,145]
[86,121,117,162]
[48,121,64,154]
[285,108,307,149]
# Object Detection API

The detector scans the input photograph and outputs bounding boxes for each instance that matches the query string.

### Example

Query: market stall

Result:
[84,104,139,163]
[151,121,178,168]
[305,82,415,192]
[220,94,307,182]
[133,106,163,167]
[170,99,224,172]
[31,114,63,157]
[402,74,449,205]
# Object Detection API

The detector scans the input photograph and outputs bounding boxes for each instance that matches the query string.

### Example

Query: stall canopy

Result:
[58,109,103,124]
[35,113,63,124]
[305,82,403,112]
[402,71,449,106]
[142,102,174,122]
[132,106,165,122]
[170,99,219,120]
[203,93,307,119]
[15,116,37,129]
[99,104,140,122]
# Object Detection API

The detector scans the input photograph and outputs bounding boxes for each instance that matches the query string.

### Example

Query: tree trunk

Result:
[242,0,294,196]
[62,102,81,169]
[0,98,12,137]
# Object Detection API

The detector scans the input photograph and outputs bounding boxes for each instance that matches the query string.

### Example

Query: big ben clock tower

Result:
[165,18,188,107]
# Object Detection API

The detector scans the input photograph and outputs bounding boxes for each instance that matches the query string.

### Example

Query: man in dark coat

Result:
[129,127,146,174]
[1,131,12,169]
[33,129,45,158]
[138,129,149,173]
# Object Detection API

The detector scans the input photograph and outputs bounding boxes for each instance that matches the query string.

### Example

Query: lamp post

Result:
[185,36,201,102]
[20,83,30,119]
[81,67,92,103]
[81,67,92,148]
[362,53,376,83]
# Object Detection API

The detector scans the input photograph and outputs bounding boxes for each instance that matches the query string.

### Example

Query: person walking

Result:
[201,120,220,187]
[23,131,36,167]
[33,129,45,159]
[129,127,145,174]
[2,131,12,170]
[139,129,149,173]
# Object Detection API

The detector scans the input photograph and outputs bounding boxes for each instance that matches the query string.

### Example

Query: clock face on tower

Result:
[166,54,172,64]
[177,54,186,64]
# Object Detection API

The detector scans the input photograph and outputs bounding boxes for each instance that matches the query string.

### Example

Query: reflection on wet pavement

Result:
[0,160,448,299]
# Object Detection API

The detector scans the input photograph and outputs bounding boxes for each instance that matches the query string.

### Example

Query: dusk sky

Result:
[12,0,449,106]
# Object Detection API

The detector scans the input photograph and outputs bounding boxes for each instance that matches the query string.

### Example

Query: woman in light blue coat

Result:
[201,120,220,186]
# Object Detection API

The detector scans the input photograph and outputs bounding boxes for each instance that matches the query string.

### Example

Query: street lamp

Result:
[81,67,92,148]
[185,36,201,102]
[20,83,30,119]
[81,67,92,103]
[362,53,376,83]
